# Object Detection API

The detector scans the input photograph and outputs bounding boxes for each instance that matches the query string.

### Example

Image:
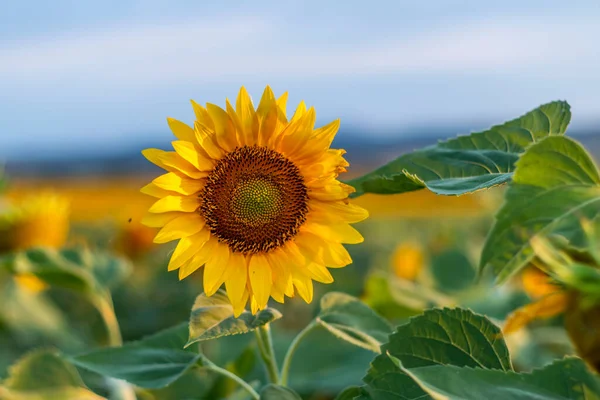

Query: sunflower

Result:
[391,242,425,281]
[0,192,70,252]
[141,86,368,315]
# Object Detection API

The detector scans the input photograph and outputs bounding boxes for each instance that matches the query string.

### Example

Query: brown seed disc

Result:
[200,145,309,254]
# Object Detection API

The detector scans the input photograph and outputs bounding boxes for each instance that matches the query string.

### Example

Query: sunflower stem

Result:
[255,324,280,384]
[279,320,318,386]
[91,292,123,346]
[203,359,260,400]
[91,291,137,400]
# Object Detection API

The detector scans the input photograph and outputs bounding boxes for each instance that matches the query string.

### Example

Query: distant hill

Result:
[5,127,599,179]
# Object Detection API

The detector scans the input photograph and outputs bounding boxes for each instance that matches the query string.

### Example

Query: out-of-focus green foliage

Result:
[0,350,102,400]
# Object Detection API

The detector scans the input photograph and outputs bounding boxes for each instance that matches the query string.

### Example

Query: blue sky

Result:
[1,1,599,160]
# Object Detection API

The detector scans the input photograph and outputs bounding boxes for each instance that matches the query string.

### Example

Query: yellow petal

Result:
[140,182,177,198]
[504,292,568,335]
[256,86,276,120]
[522,267,561,299]
[152,172,205,195]
[277,107,316,157]
[141,211,184,227]
[172,141,215,171]
[233,288,250,317]
[225,252,248,305]
[294,119,340,162]
[260,102,279,147]
[301,221,364,244]
[206,103,237,151]
[235,86,259,146]
[179,258,203,280]
[291,270,313,303]
[203,241,231,296]
[270,92,290,145]
[167,117,196,142]
[255,86,278,146]
[309,181,355,201]
[142,149,206,179]
[270,283,285,303]
[308,200,369,224]
[149,195,199,213]
[180,235,218,273]
[276,92,289,121]
[226,99,246,145]
[153,213,205,243]
[248,254,273,310]
[194,122,225,160]
[250,294,259,315]
[300,149,349,181]
[168,229,211,271]
[289,101,307,124]
[190,100,215,130]
[295,232,352,268]
[305,262,334,284]
[266,249,293,301]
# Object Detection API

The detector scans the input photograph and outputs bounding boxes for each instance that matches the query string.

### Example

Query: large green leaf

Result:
[395,356,600,400]
[359,308,512,399]
[480,136,600,282]
[71,322,203,389]
[186,290,282,347]
[348,101,570,196]
[316,292,392,353]
[281,326,376,395]
[0,349,102,400]
[260,384,302,399]
[0,247,131,295]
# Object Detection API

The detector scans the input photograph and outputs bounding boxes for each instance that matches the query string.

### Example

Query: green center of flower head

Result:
[230,177,285,226]
[200,145,309,254]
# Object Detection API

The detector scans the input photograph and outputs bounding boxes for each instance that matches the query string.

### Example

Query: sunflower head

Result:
[141,86,368,315]
[0,192,70,252]
[391,242,425,281]
[521,266,561,299]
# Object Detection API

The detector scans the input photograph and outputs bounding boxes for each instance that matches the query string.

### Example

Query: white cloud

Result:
[1,14,599,92]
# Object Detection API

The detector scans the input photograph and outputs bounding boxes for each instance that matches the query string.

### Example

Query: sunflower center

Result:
[200,145,309,254]
[230,177,285,226]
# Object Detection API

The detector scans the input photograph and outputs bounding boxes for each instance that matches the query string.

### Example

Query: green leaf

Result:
[279,326,376,395]
[360,308,512,399]
[1,349,102,400]
[316,292,392,353]
[71,322,203,389]
[335,386,363,400]
[260,384,302,400]
[480,136,600,282]
[347,101,571,196]
[396,356,600,400]
[186,290,282,347]
[0,247,131,295]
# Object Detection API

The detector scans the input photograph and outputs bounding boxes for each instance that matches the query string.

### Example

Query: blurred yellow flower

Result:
[521,266,560,299]
[13,273,49,294]
[0,192,70,251]
[141,86,368,316]
[116,219,157,259]
[391,242,425,281]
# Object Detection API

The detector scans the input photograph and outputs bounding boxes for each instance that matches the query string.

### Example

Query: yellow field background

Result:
[6,177,496,224]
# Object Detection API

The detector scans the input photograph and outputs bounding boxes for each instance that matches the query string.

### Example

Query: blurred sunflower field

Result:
[1,88,599,400]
